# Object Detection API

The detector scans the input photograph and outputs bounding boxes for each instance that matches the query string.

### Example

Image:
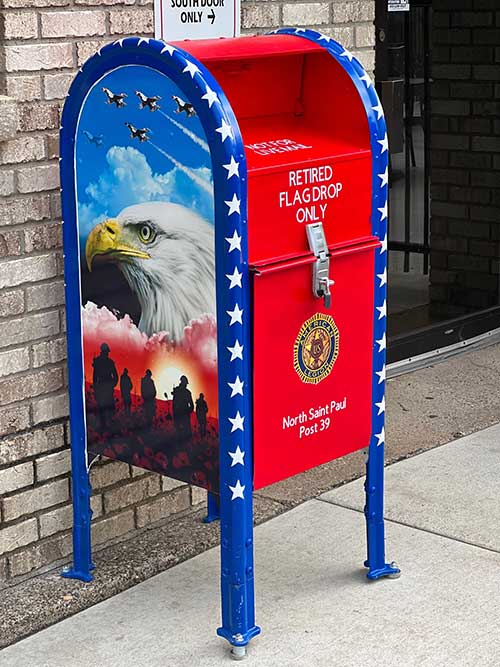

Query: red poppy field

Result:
[86,384,219,491]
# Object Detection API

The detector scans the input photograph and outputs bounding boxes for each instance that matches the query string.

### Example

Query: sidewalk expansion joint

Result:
[314,497,500,556]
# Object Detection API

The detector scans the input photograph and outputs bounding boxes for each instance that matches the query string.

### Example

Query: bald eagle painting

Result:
[76,64,219,491]
[85,201,216,341]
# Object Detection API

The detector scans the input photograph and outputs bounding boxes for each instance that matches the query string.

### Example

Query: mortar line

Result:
[314,497,500,556]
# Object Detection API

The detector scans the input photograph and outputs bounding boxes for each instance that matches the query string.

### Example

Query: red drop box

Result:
[185,35,379,488]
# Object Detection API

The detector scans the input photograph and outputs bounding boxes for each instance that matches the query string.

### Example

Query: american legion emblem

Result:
[294,313,340,384]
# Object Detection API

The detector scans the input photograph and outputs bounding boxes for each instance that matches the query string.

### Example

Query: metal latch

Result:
[306,222,334,308]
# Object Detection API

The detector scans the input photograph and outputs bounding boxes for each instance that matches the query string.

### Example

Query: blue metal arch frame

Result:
[60,37,260,644]
[61,31,398,654]
[274,28,398,580]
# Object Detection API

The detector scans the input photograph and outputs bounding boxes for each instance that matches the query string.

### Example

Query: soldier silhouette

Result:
[172,375,194,440]
[120,368,133,416]
[195,393,208,437]
[92,342,118,431]
[141,369,157,428]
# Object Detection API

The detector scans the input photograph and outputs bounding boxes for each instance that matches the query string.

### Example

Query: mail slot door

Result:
[252,238,379,490]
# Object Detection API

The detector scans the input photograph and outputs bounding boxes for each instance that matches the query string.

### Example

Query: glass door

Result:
[376,0,500,363]
[375,0,433,344]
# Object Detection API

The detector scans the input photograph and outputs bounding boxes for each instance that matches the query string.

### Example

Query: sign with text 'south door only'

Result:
[154,0,240,41]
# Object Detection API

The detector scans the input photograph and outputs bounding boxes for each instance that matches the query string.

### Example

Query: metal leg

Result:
[203,491,220,523]
[364,439,400,580]
[216,470,261,652]
[61,451,94,582]
[212,109,260,653]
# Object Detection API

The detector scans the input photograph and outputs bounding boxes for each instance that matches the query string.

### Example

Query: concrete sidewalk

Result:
[2,425,500,666]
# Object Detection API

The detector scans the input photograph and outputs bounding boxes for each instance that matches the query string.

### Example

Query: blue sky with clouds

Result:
[76,65,214,248]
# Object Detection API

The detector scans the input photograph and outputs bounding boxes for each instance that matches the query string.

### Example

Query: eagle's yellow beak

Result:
[85,219,150,272]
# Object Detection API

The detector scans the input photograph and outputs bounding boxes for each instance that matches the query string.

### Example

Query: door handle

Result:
[306,222,334,309]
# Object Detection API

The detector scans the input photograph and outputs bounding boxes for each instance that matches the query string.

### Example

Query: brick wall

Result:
[0,0,375,586]
[242,0,376,67]
[430,0,500,317]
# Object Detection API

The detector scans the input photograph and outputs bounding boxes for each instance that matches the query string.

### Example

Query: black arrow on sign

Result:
[207,8,216,23]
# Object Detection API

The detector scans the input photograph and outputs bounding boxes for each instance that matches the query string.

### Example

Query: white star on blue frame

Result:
[183,61,200,78]
[225,229,241,252]
[228,375,244,397]
[360,71,372,87]
[378,133,389,154]
[228,446,245,467]
[138,38,150,45]
[376,300,387,319]
[160,43,175,55]
[376,366,386,384]
[229,479,245,500]
[372,101,384,120]
[226,267,242,289]
[229,411,245,432]
[318,33,330,42]
[377,268,387,287]
[227,339,243,361]
[216,119,233,142]
[375,427,385,447]
[340,48,354,61]
[227,304,243,325]
[380,234,388,254]
[378,167,389,187]
[376,333,386,352]
[223,156,240,179]
[375,396,385,415]
[224,194,241,216]
[201,85,218,107]
[378,201,388,222]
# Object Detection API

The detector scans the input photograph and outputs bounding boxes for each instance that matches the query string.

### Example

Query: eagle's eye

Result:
[138,223,156,244]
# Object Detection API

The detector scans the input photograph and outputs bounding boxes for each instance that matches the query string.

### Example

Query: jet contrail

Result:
[159,110,210,154]
[150,142,213,195]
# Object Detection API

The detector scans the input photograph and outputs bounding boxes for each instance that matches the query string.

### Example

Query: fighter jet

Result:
[172,95,196,117]
[82,130,104,147]
[135,90,161,111]
[102,87,127,108]
[125,122,151,142]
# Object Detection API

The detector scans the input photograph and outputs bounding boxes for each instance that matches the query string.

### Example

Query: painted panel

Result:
[76,64,218,490]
